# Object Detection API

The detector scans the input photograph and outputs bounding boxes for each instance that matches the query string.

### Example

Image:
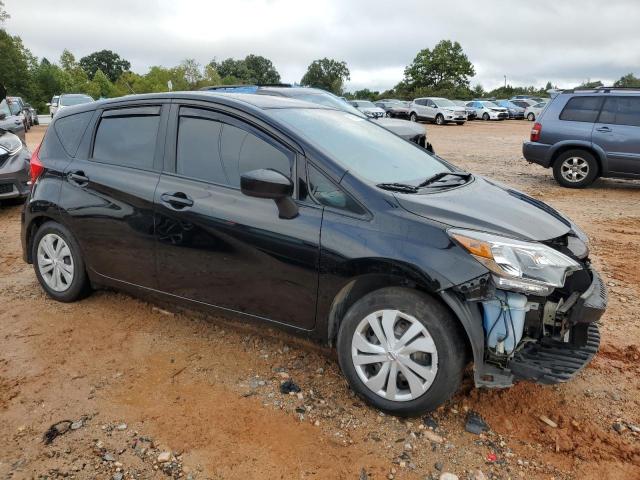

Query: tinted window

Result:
[93,114,160,169]
[54,111,93,157]
[307,165,365,214]
[220,124,293,188]
[559,96,603,123]
[177,116,226,183]
[598,97,640,127]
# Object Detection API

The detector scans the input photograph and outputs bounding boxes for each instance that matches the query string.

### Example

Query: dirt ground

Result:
[1,121,639,480]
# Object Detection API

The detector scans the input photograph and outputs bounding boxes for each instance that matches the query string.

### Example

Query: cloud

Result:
[5,0,640,92]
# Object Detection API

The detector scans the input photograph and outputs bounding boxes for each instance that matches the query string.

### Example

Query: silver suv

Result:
[523,87,640,187]
[409,97,467,125]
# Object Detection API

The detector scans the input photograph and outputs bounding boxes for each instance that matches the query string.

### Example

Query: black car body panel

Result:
[21,92,606,396]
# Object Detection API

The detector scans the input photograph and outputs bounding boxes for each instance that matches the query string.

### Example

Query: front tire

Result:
[482,112,490,121]
[527,112,535,121]
[409,112,418,122]
[32,221,91,302]
[552,149,598,188]
[337,287,467,416]
[435,114,445,125]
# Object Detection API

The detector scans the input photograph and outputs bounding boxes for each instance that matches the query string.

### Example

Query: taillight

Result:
[29,143,44,186]
[530,122,542,142]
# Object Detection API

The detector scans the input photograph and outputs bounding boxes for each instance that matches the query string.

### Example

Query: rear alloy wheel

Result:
[527,112,535,121]
[435,114,445,125]
[552,149,598,188]
[337,287,466,416]
[482,112,490,121]
[33,221,90,302]
[410,113,418,122]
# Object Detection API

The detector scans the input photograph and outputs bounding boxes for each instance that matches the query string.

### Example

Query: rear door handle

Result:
[596,126,612,133]
[67,171,89,186]
[160,192,194,209]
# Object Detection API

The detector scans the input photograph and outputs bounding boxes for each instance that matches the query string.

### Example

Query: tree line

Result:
[1,1,639,114]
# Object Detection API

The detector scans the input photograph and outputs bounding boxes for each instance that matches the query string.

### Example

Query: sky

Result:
[5,0,640,92]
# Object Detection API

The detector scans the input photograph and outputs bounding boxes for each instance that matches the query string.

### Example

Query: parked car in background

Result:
[511,95,545,103]
[22,91,605,415]
[25,104,39,125]
[523,87,640,187]
[375,100,410,118]
[510,99,537,110]
[524,102,548,121]
[0,89,31,203]
[452,100,477,120]
[201,85,432,150]
[6,97,30,131]
[349,100,386,118]
[465,101,509,121]
[55,94,94,116]
[410,97,467,125]
[0,98,26,143]
[495,100,525,119]
[49,95,60,117]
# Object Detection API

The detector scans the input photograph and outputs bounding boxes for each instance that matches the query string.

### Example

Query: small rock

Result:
[280,379,301,394]
[627,423,640,433]
[157,451,171,463]
[404,443,412,451]
[472,470,487,480]
[439,473,458,480]
[152,306,174,316]
[103,453,115,462]
[424,430,444,443]
[434,461,444,471]
[613,422,626,433]
[112,474,123,480]
[539,415,558,428]
[607,391,621,402]
[314,420,320,427]
[70,420,83,430]
[465,412,489,435]
[423,415,439,430]
[116,423,127,431]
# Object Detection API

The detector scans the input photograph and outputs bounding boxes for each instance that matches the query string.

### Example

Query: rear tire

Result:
[410,112,418,122]
[32,221,91,302]
[552,149,598,188]
[527,112,535,121]
[337,287,467,416]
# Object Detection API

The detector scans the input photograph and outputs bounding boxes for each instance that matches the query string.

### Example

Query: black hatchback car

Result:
[22,92,606,415]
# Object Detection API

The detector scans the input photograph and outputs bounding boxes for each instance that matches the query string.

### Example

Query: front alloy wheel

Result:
[351,309,438,401]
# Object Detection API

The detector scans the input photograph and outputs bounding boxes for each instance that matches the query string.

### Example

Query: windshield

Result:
[433,98,456,108]
[60,95,93,106]
[272,108,450,185]
[482,101,499,108]
[291,92,365,118]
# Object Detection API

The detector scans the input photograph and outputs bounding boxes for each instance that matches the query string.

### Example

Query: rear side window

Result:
[220,124,293,188]
[93,108,160,169]
[177,116,226,183]
[54,111,93,157]
[598,97,640,127]
[559,96,603,123]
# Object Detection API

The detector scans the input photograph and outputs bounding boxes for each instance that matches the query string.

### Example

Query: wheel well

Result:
[551,145,602,176]
[24,216,53,263]
[326,274,472,360]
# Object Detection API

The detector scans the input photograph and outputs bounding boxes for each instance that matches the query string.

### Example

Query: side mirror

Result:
[240,168,298,219]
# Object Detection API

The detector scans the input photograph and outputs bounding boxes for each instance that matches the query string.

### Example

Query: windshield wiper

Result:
[376,182,419,193]
[418,171,472,187]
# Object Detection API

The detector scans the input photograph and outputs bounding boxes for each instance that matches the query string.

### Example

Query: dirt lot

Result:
[1,121,639,480]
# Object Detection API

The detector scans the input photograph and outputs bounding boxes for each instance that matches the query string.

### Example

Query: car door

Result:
[592,96,640,175]
[153,103,322,329]
[59,103,168,288]
[425,99,438,120]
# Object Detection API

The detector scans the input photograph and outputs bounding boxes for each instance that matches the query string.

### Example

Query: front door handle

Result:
[596,126,612,133]
[160,192,194,210]
[67,171,89,186]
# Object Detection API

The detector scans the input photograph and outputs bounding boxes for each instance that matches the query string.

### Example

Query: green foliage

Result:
[345,88,379,101]
[404,40,475,91]
[79,49,131,82]
[0,29,34,99]
[614,73,640,87]
[300,58,350,95]
[0,1,9,24]
[207,54,281,85]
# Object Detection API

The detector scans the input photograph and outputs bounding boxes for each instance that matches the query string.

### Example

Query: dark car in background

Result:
[495,100,525,119]
[523,87,640,187]
[0,89,31,203]
[0,97,26,142]
[22,92,604,415]
[375,100,410,118]
[201,85,431,150]
[25,103,39,126]
[6,97,30,131]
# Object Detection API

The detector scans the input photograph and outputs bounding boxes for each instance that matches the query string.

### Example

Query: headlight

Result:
[0,132,23,156]
[449,229,581,296]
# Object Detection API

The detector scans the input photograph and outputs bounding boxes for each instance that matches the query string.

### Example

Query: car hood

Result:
[395,176,572,241]
[375,118,425,137]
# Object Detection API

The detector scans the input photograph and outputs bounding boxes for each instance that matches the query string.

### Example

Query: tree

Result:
[348,88,379,101]
[0,30,34,99]
[614,73,640,88]
[208,54,281,85]
[79,49,131,82]
[59,49,76,71]
[403,40,475,91]
[87,69,114,98]
[300,58,350,95]
[0,1,9,24]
